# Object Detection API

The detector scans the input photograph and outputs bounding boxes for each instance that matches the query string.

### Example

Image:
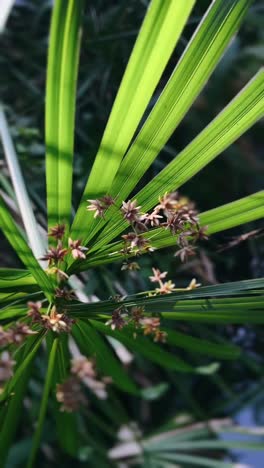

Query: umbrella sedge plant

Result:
[0,0,264,466]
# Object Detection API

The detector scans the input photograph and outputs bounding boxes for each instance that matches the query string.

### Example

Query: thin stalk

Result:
[26,337,58,468]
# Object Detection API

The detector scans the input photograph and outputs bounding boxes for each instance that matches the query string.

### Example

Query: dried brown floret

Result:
[40,241,68,265]
[48,223,66,240]
[56,377,87,412]
[68,238,88,260]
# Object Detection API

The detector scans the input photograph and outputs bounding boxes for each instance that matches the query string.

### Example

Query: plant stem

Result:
[26,336,58,468]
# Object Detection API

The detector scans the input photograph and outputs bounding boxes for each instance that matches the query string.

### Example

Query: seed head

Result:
[155,280,175,294]
[141,317,160,335]
[56,377,86,412]
[68,238,88,260]
[121,200,142,224]
[48,224,66,240]
[40,241,68,265]
[149,268,168,283]
[42,306,74,333]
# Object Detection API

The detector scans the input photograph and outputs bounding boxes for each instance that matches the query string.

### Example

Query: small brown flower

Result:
[131,306,145,327]
[174,245,196,262]
[121,261,140,271]
[55,287,76,301]
[194,225,209,241]
[141,317,160,335]
[56,377,86,412]
[154,330,167,343]
[42,306,74,333]
[87,196,115,218]
[68,238,88,260]
[9,323,37,345]
[121,200,142,224]
[71,356,96,379]
[0,326,12,347]
[48,223,66,240]
[40,241,68,265]
[71,356,109,399]
[149,268,168,283]
[122,233,154,253]
[27,301,43,324]
[156,192,180,212]
[0,351,15,386]
[186,278,201,290]
[143,209,163,227]
[155,280,175,294]
[106,307,127,330]
[100,195,115,207]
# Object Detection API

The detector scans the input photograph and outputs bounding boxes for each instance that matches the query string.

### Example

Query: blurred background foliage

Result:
[1,1,264,466]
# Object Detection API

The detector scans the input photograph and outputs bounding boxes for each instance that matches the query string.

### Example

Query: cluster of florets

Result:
[88,192,208,261]
[56,355,110,412]
[149,268,201,295]
[0,322,37,391]
[27,302,75,333]
[106,305,167,343]
[41,224,88,280]
[87,195,115,218]
[0,322,36,348]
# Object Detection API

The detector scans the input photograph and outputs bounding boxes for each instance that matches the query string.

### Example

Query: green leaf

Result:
[90,320,195,374]
[71,0,196,239]
[72,320,138,394]
[46,0,84,228]
[164,329,240,360]
[153,453,232,468]
[53,336,80,457]
[87,69,264,254]
[0,363,32,466]
[0,305,28,320]
[0,196,53,300]
[0,269,38,292]
[26,337,58,468]
[108,0,254,216]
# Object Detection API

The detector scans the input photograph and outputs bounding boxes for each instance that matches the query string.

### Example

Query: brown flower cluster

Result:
[141,317,167,343]
[149,268,201,295]
[87,195,115,218]
[56,377,86,412]
[56,355,110,412]
[106,305,166,343]
[86,191,208,261]
[149,268,175,294]
[42,224,88,279]
[27,302,74,334]
[0,323,37,348]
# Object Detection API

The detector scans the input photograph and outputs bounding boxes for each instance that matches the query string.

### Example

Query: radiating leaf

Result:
[0,269,38,292]
[71,0,196,238]
[26,337,58,468]
[46,0,83,228]
[0,196,53,299]
[85,69,264,253]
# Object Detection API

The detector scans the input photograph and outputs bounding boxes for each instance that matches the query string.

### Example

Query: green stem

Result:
[26,337,58,468]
